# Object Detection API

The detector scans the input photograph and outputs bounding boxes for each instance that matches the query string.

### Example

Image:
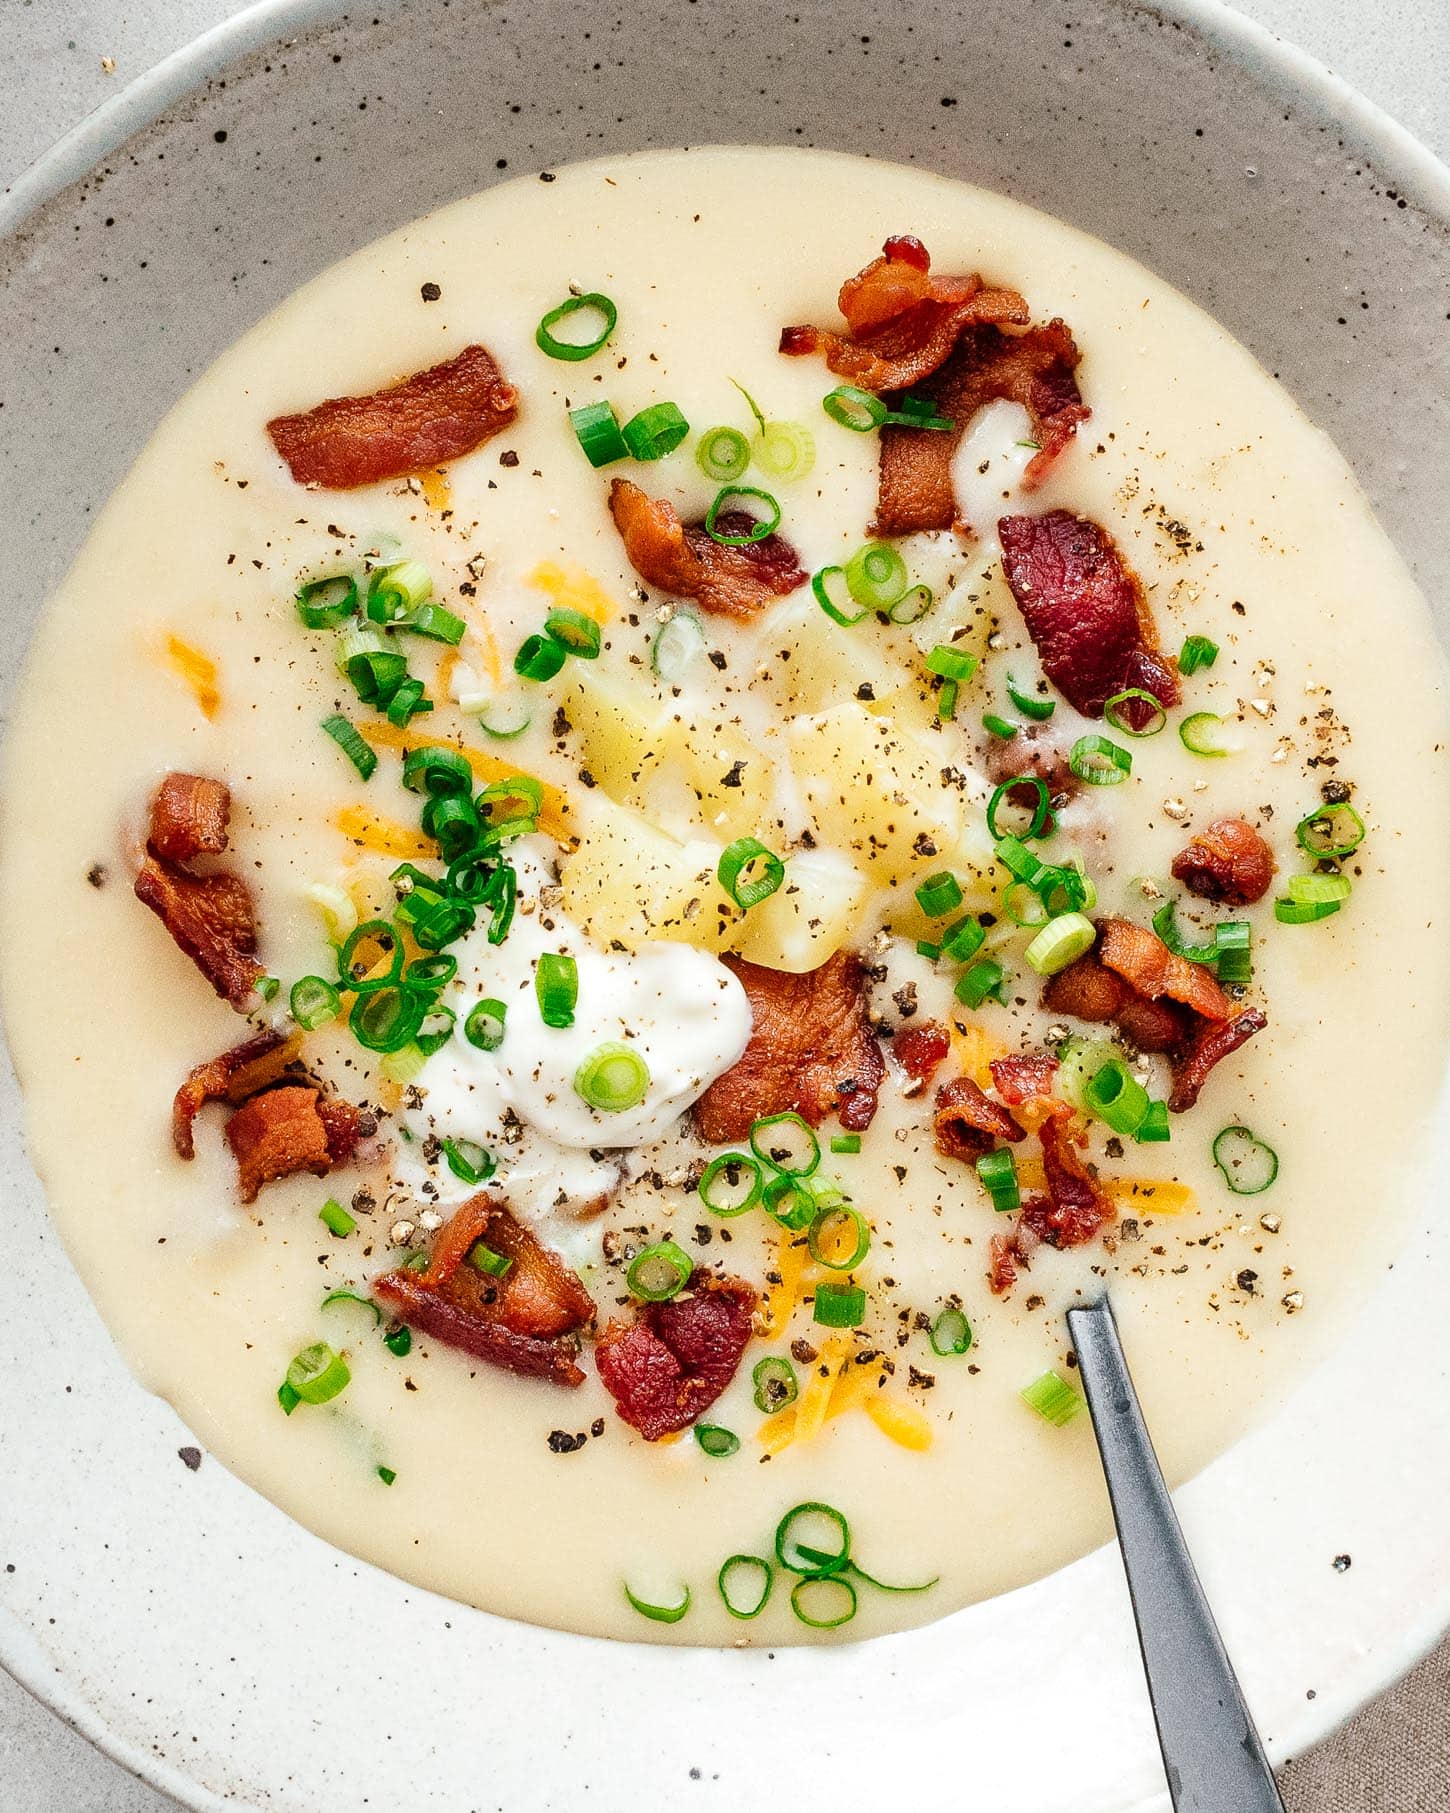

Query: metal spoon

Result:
[1066,1295,1287,1813]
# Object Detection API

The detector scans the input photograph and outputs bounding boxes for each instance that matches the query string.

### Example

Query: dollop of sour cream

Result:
[395,840,751,1220]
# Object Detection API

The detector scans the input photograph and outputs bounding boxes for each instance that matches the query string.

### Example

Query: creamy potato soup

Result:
[4,147,1447,1646]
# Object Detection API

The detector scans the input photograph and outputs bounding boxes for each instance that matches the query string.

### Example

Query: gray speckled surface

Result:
[0,2,1447,1809]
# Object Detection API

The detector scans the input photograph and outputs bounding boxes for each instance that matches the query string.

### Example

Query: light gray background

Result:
[1,1,1447,1808]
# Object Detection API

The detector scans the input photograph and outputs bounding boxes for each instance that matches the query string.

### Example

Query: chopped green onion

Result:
[1178,711,1237,758]
[290,974,342,1031]
[1295,802,1366,859]
[844,541,909,611]
[889,583,934,624]
[464,997,508,1051]
[349,984,424,1053]
[883,393,955,432]
[478,773,543,836]
[422,793,483,863]
[752,1354,799,1414]
[650,608,705,682]
[1152,898,1220,964]
[543,607,601,660]
[929,1307,973,1356]
[1021,1370,1083,1427]
[1006,675,1055,721]
[1038,861,1094,916]
[937,680,959,722]
[704,485,780,545]
[404,953,457,996]
[285,1342,351,1407]
[536,291,617,361]
[1213,920,1253,984]
[377,1466,397,1486]
[277,1382,301,1415]
[754,420,816,481]
[1024,912,1097,976]
[366,559,432,624]
[574,1042,651,1113]
[623,1582,690,1624]
[1103,688,1168,737]
[1286,872,1352,906]
[383,1325,412,1357]
[1069,733,1132,785]
[791,1575,857,1628]
[830,1133,861,1155]
[569,400,630,467]
[925,643,979,684]
[821,385,887,431]
[627,1239,693,1302]
[986,775,1050,841]
[813,1281,867,1327]
[318,1199,356,1238]
[955,958,1006,1009]
[699,1152,764,1217]
[1084,1059,1151,1137]
[320,1287,380,1324]
[476,694,533,740]
[622,401,690,462]
[994,834,1045,885]
[808,1203,871,1271]
[401,744,473,795]
[983,713,1019,741]
[1178,633,1219,674]
[415,1001,456,1056]
[775,1502,851,1575]
[385,676,432,727]
[443,1138,494,1185]
[940,913,986,963]
[1273,896,1341,924]
[468,1241,513,1279]
[513,631,568,682]
[717,1553,772,1618]
[339,920,404,992]
[295,572,359,628]
[535,952,578,1028]
[763,1172,817,1231]
[1212,1124,1279,1194]
[344,647,407,707]
[718,836,785,912]
[695,1424,741,1459]
[914,871,963,917]
[319,713,377,780]
[1134,1100,1171,1144]
[380,1042,428,1085]
[696,425,751,482]
[256,975,281,1002]
[749,1110,820,1176]
[975,1147,1020,1214]
[917,939,942,960]
[812,564,868,627]
[402,602,466,645]
[1057,1036,1121,1115]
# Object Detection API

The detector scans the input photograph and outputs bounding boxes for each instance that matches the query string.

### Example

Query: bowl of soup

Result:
[1,2,1447,1809]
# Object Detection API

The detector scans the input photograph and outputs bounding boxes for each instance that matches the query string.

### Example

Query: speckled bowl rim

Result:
[2,3,1448,1809]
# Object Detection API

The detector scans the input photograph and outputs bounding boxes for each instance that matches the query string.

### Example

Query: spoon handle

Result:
[1066,1297,1287,1813]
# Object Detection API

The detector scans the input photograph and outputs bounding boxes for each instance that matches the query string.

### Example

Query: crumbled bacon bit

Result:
[224,1084,367,1204]
[989,1051,1060,1107]
[932,1076,1024,1160]
[607,479,806,619]
[595,1271,756,1439]
[1042,948,1188,1053]
[266,344,518,490]
[997,511,1181,720]
[1168,1008,1268,1113]
[693,951,885,1142]
[1097,917,1231,1022]
[875,321,1088,536]
[1028,1110,1113,1248]
[893,1020,950,1092]
[171,1027,300,1159]
[147,773,231,862]
[374,1194,595,1386]
[1171,817,1276,907]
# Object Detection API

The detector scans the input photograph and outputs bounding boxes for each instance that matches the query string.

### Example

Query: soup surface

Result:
[4,146,1446,1645]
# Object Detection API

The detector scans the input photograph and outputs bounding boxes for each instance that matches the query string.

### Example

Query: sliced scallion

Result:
[1069,733,1132,785]
[750,1110,820,1177]
[807,1203,870,1271]
[791,1574,857,1629]
[536,291,617,361]
[752,1354,799,1414]
[717,1553,772,1618]
[975,1147,1020,1214]
[699,1152,764,1218]
[754,420,816,481]
[1295,802,1366,859]
[321,1287,380,1324]
[468,1241,513,1279]
[812,564,868,627]
[1103,687,1167,737]
[1006,674,1055,721]
[844,541,908,611]
[1021,1370,1084,1426]
[535,952,578,1028]
[704,485,781,546]
[464,997,508,1051]
[513,631,568,682]
[813,1281,866,1328]
[1084,1059,1151,1137]
[1212,1124,1279,1194]
[623,1581,690,1624]
[775,1502,850,1575]
[986,775,1050,841]
[622,401,690,462]
[696,425,751,483]
[955,957,1006,1008]
[915,871,963,917]
[1024,912,1097,976]
[366,559,432,624]
[983,713,1019,741]
[321,714,377,780]
[291,974,342,1031]
[443,1138,494,1185]
[296,572,359,628]
[627,1239,693,1302]
[569,400,629,468]
[821,385,887,432]
[476,694,534,740]
[929,1307,973,1356]
[830,1133,861,1155]
[1178,711,1237,757]
[925,644,978,684]
[575,1042,651,1113]
[318,1199,356,1239]
[695,1424,741,1460]
[1178,633,1219,674]
[285,1342,351,1407]
[718,836,785,912]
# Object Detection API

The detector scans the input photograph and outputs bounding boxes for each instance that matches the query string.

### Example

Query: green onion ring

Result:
[704,485,780,546]
[812,565,868,627]
[536,291,617,361]
[986,775,1050,841]
[1212,1124,1280,1195]
[807,1203,871,1271]
[1103,687,1168,737]
[623,1581,690,1624]
[775,1501,851,1576]
[698,1151,765,1217]
[790,1574,858,1629]
[717,1554,772,1619]
[929,1307,972,1356]
[752,1355,799,1414]
[339,920,404,993]
[718,836,785,912]
[696,425,751,482]
[748,1110,820,1177]
[1295,802,1366,858]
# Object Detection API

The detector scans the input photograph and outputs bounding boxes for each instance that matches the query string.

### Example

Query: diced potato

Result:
[557,667,677,813]
[786,703,963,888]
[733,847,870,973]
[762,595,910,716]
[677,715,778,843]
[557,802,736,953]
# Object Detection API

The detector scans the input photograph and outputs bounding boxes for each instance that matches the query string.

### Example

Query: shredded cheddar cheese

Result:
[334,805,433,859]
[435,646,460,703]
[164,634,220,719]
[417,467,452,512]
[527,560,617,624]
[1106,1175,1196,1217]
[792,1336,852,1446]
[950,1022,1005,1088]
[755,1231,807,1339]
[863,1394,934,1452]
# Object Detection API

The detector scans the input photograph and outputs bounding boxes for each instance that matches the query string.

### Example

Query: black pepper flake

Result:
[591,1417,606,1437]
[499,448,520,468]
[86,862,108,888]
[420,281,442,302]
[548,1429,585,1454]
[1236,1268,1259,1293]
[708,649,728,671]
[720,759,746,789]
[177,1446,202,1471]
[1332,1553,1352,1572]
[790,1338,818,1364]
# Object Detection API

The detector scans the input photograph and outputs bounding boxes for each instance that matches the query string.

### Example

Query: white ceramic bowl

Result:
[2,3,1447,1808]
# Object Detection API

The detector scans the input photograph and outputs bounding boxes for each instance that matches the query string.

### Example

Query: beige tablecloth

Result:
[1279,1637,1449,1808]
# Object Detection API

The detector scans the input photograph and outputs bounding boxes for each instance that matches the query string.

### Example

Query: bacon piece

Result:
[989,1051,1060,1107]
[1041,948,1188,1053]
[1171,818,1276,907]
[607,480,806,619]
[171,1028,300,1159]
[988,1230,1022,1295]
[893,1020,950,1093]
[874,322,1088,537]
[147,773,231,862]
[374,1195,595,1386]
[224,1084,365,1204]
[932,1076,1024,1160]
[693,950,885,1143]
[1030,1110,1113,1248]
[1168,1008,1268,1113]
[266,344,518,490]
[997,511,1180,721]
[780,236,1030,394]
[134,860,263,1008]
[595,1271,756,1440]
[1097,917,1231,1022]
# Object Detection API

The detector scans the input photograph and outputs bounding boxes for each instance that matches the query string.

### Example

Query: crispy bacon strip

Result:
[998,511,1181,721]
[147,773,231,862]
[374,1195,595,1386]
[932,1076,1024,1160]
[595,1271,756,1440]
[266,344,518,490]
[1171,818,1276,907]
[893,1021,950,1094]
[874,322,1088,536]
[989,1051,1060,1107]
[1168,1008,1268,1113]
[1097,918,1231,1022]
[224,1085,366,1204]
[988,1112,1113,1295]
[693,951,885,1143]
[607,479,806,619]
[1041,948,1188,1053]
[779,235,1029,393]
[171,1028,300,1159]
